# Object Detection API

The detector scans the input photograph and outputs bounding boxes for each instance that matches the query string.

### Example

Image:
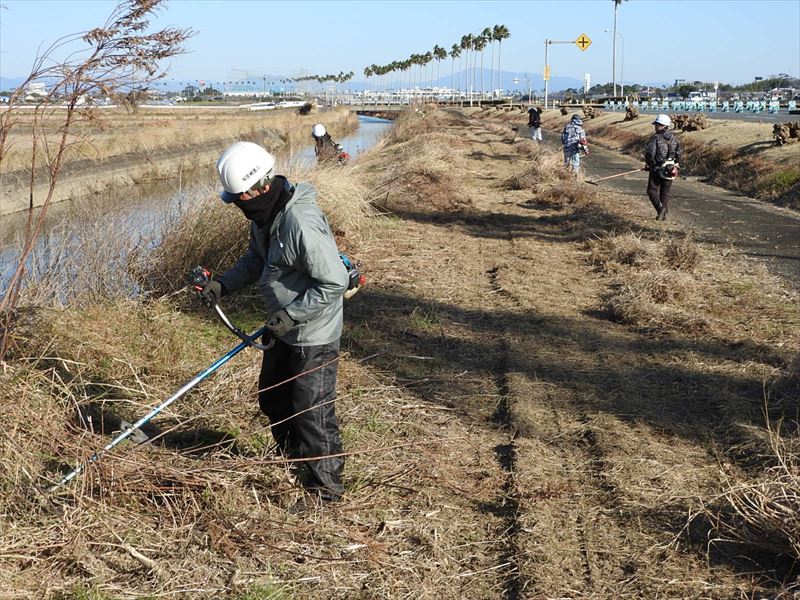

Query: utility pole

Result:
[543,38,574,109]
[528,74,532,106]
[544,39,549,109]
[612,0,619,96]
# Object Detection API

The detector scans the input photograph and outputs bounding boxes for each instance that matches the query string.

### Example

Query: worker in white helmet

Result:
[645,114,683,221]
[311,123,347,164]
[199,141,350,512]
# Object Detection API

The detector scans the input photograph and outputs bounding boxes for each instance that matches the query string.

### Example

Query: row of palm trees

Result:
[294,71,354,86]
[363,24,510,104]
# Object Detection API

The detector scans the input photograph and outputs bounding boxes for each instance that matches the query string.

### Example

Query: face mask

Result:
[231,176,288,228]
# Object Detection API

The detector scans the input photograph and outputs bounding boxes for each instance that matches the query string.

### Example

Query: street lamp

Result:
[514,75,532,105]
[604,29,624,98]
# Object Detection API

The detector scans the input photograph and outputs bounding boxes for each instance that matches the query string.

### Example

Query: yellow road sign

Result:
[543,65,551,81]
[575,33,592,51]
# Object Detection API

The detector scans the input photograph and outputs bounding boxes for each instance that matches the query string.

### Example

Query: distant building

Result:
[181,85,198,99]
[26,82,47,96]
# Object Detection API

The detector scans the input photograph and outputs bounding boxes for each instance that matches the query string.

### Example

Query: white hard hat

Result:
[216,142,275,203]
[312,123,326,138]
[653,114,671,127]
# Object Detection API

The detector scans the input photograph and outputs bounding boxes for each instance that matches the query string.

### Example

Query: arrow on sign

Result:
[575,34,592,51]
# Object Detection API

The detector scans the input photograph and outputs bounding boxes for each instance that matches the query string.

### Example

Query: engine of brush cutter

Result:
[339,253,365,299]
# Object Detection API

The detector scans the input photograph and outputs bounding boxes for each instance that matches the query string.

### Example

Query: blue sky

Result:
[1,0,798,87]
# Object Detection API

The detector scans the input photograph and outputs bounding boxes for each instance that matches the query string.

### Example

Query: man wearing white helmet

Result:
[200,141,350,510]
[645,114,683,221]
[311,123,346,164]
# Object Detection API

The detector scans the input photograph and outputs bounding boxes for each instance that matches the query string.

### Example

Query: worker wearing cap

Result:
[198,141,349,510]
[645,114,683,221]
[561,114,588,174]
[311,123,345,164]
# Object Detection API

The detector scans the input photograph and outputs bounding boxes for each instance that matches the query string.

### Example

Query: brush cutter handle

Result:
[190,266,275,352]
[213,304,275,351]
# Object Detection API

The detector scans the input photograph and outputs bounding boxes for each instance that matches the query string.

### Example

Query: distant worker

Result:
[561,114,588,174]
[645,114,683,221]
[311,123,348,165]
[528,106,543,143]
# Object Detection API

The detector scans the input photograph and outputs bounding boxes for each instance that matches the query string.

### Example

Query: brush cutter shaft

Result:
[49,326,267,492]
[589,168,646,184]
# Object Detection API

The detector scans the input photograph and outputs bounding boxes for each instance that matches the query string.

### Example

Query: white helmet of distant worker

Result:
[653,114,671,128]
[216,141,276,203]
[312,123,327,138]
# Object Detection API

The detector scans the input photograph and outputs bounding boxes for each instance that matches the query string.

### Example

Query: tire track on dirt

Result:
[484,262,529,599]
[471,120,630,596]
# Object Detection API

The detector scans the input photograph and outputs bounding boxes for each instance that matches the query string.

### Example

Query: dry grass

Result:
[286,160,375,241]
[701,419,800,561]
[133,187,252,297]
[605,268,712,334]
[590,229,800,340]
[0,297,509,599]
[504,146,570,191]
[0,107,358,195]
[4,105,800,598]
[359,109,472,214]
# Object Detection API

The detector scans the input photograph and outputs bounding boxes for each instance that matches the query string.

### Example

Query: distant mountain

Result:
[0,77,27,92]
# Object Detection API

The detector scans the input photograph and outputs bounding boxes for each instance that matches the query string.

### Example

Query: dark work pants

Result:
[258,337,344,501]
[647,171,673,215]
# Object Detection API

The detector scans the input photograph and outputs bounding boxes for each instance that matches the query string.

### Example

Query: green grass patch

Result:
[756,166,800,198]
[234,582,292,600]
[53,586,120,600]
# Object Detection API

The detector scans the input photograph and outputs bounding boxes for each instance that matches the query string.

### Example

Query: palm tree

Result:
[493,25,510,95]
[480,27,493,99]
[423,51,433,100]
[461,34,475,106]
[476,30,490,103]
[450,44,461,103]
[433,45,448,95]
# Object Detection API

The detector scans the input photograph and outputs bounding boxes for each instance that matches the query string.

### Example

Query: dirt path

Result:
[346,112,798,597]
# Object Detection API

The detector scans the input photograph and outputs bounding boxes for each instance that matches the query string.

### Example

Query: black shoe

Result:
[657,206,669,221]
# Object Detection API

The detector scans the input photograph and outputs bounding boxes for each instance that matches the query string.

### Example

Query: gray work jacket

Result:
[218,182,349,346]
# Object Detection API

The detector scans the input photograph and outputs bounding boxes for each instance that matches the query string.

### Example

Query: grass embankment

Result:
[1,107,798,598]
[534,108,800,209]
[0,106,358,214]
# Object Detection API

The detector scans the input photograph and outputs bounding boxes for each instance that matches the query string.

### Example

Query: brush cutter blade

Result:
[120,420,149,444]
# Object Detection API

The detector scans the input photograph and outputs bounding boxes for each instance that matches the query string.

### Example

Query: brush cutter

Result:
[48,322,267,493]
[586,167,647,185]
[48,269,278,492]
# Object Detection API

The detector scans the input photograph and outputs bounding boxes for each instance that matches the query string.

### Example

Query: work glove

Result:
[199,280,223,308]
[265,308,295,338]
